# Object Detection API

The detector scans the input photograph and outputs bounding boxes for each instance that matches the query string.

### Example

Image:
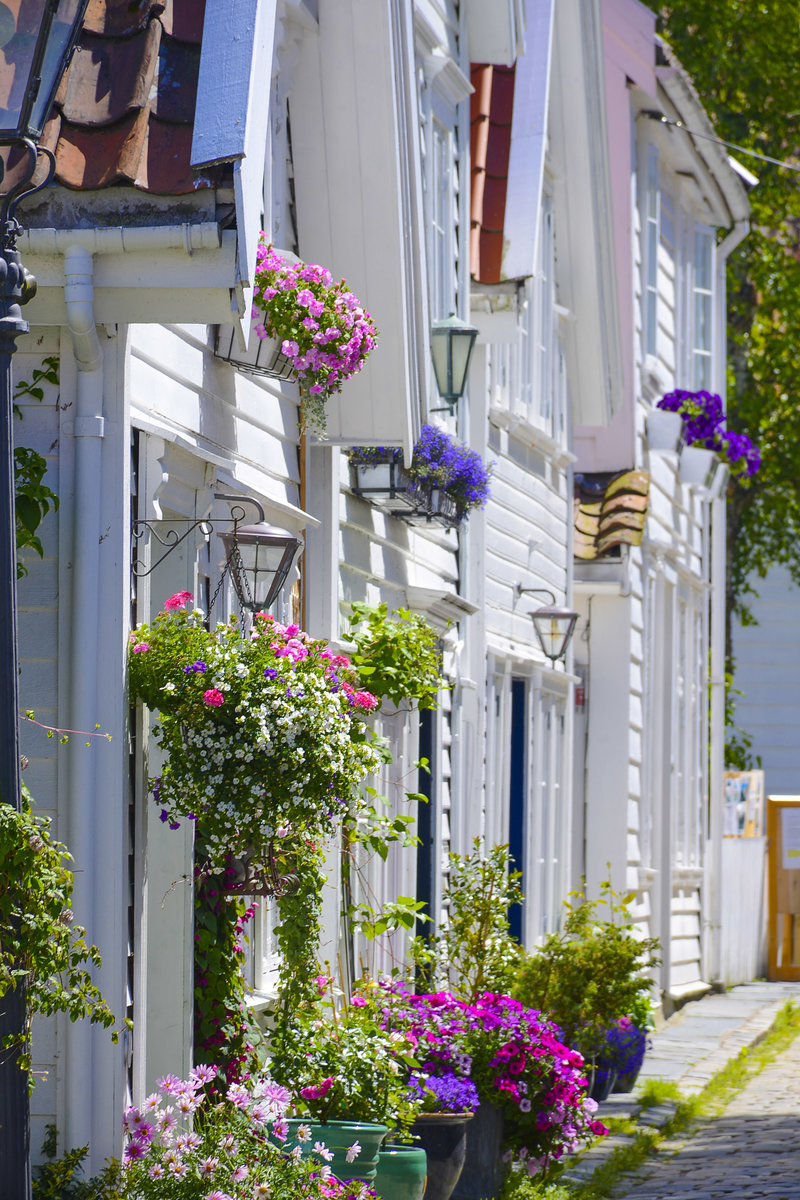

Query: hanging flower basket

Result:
[207,840,301,898]
[252,241,379,434]
[214,322,298,383]
[128,594,382,870]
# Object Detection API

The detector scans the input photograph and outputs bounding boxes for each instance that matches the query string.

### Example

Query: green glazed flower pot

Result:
[284,1118,388,1183]
[374,1145,428,1200]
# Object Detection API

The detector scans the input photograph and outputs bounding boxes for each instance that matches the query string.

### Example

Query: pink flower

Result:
[132,643,149,653]
[281,339,299,357]
[203,689,225,707]
[332,654,350,667]
[353,691,378,712]
[164,591,193,610]
[300,1076,335,1100]
[350,996,367,1007]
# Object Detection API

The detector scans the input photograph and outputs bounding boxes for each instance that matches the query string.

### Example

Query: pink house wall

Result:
[573,0,656,472]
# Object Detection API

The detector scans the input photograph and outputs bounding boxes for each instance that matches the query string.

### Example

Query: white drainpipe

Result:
[706,217,749,985]
[63,244,116,1160]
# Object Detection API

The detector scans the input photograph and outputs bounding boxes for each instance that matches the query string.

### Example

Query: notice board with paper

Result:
[767,796,800,980]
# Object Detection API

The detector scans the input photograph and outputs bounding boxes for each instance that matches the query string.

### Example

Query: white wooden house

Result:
[571,0,750,1005]
[11,0,746,1172]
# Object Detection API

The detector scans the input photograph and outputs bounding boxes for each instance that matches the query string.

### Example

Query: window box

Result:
[679,445,718,491]
[350,455,418,511]
[215,323,297,383]
[646,409,685,455]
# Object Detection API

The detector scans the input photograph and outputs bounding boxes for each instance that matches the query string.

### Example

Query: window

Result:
[424,111,460,323]
[488,193,566,442]
[644,147,659,357]
[692,229,714,390]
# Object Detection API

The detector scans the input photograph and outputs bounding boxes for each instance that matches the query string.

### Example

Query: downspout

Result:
[706,216,748,985]
[63,245,106,1156]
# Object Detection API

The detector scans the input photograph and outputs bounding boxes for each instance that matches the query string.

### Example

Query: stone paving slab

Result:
[612,1030,800,1197]
[562,982,800,1192]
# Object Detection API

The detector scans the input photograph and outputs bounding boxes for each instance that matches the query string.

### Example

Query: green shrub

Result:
[512,879,659,1060]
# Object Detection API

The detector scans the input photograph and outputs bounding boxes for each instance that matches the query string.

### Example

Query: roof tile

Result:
[31,0,210,195]
[84,0,165,37]
[60,26,161,126]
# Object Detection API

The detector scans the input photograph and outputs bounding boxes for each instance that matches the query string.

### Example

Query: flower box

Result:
[215,322,297,382]
[646,409,685,455]
[350,455,418,510]
[679,444,719,491]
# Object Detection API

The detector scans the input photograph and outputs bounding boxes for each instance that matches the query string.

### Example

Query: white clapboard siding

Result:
[733,566,800,791]
[13,331,64,1156]
[669,886,703,991]
[130,324,300,509]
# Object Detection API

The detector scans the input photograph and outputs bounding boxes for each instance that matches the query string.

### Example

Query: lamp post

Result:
[430,313,478,412]
[0,3,89,1194]
[515,584,579,665]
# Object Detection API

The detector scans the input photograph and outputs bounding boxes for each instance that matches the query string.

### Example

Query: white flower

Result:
[313,1141,334,1162]
[345,1141,362,1163]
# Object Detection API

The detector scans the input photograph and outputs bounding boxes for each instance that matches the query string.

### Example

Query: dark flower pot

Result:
[588,1066,617,1103]
[451,1103,504,1200]
[374,1144,428,1200]
[411,1113,473,1200]
[613,1061,643,1093]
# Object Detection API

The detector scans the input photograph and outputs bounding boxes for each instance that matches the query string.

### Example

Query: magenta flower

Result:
[164,591,193,610]
[133,643,149,653]
[300,1076,335,1100]
[203,689,225,707]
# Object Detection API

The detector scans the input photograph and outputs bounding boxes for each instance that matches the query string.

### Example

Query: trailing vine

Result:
[14,356,60,578]
[345,602,443,710]
[0,785,124,1087]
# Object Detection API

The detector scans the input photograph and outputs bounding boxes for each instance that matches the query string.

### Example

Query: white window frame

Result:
[644,145,660,359]
[690,226,715,390]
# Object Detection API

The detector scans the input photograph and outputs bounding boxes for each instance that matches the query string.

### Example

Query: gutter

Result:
[19,222,222,256]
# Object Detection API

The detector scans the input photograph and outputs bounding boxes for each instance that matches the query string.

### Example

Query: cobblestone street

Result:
[613,1027,800,1199]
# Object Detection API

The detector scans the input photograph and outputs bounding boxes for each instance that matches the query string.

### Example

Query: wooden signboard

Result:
[767,796,800,980]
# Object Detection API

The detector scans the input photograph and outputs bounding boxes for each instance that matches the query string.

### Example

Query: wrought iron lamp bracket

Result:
[0,140,56,251]
[514,583,557,605]
[131,492,265,578]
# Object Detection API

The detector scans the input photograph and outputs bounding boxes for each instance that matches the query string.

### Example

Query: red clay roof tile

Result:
[60,27,161,126]
[38,0,210,195]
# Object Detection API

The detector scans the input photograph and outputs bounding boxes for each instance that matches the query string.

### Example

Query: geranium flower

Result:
[202,689,225,707]
[164,591,193,610]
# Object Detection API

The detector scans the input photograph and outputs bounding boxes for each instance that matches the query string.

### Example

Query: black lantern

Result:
[0,0,89,140]
[220,523,303,612]
[516,585,578,665]
[430,312,478,411]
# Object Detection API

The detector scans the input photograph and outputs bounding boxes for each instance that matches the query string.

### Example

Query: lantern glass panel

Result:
[0,0,48,134]
[430,328,450,398]
[221,524,302,611]
[449,326,477,398]
[29,0,86,136]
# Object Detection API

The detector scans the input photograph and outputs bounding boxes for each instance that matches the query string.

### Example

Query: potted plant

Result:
[345,601,443,712]
[349,445,418,510]
[657,389,760,487]
[511,879,660,1101]
[269,977,421,1182]
[120,1067,376,1199]
[378,984,606,1192]
[406,1074,478,1200]
[128,596,383,871]
[252,241,379,433]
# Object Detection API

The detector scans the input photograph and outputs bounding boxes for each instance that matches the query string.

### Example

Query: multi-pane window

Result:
[692,229,714,390]
[488,193,566,442]
[644,147,659,357]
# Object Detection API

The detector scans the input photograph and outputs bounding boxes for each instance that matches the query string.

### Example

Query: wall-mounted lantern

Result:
[219,522,303,612]
[515,584,579,665]
[132,494,303,613]
[431,313,478,411]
